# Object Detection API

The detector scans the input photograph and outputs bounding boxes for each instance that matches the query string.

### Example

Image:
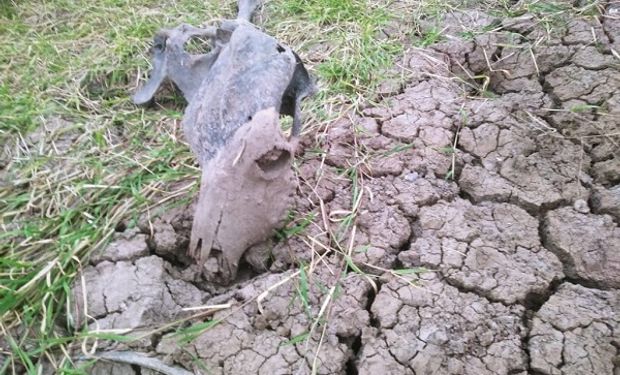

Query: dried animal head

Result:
[133,0,314,283]
[189,108,296,283]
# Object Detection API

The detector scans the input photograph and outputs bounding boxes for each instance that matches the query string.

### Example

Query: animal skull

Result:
[133,0,314,283]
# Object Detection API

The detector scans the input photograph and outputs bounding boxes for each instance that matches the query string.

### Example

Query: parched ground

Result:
[69,6,620,375]
[2,1,619,375]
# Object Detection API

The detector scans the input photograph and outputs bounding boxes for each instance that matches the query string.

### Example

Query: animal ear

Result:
[133,36,168,105]
[237,0,261,21]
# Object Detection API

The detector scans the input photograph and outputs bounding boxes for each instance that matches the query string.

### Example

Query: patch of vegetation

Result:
[0,1,223,373]
[264,0,403,96]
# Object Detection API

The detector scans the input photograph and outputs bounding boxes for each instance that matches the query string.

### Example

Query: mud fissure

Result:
[344,335,362,375]
[522,278,565,312]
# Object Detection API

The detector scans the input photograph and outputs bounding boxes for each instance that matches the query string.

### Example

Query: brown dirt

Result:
[73,5,620,375]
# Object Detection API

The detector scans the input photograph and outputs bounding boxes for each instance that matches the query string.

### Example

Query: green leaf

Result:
[174,319,221,344]
[345,255,365,275]
[298,264,311,316]
[437,146,455,155]
[280,332,310,347]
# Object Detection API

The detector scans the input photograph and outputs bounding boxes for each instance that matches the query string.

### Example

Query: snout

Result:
[189,108,297,283]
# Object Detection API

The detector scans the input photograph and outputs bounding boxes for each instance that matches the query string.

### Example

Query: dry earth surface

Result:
[65,4,620,375]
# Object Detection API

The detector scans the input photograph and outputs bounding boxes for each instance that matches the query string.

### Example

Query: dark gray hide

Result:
[183,23,302,163]
[133,0,314,283]
[134,24,315,161]
[132,24,220,106]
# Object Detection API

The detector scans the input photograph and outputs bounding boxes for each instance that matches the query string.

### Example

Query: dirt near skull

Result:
[1,1,619,375]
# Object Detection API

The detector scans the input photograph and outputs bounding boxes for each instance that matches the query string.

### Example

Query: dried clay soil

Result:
[74,9,619,375]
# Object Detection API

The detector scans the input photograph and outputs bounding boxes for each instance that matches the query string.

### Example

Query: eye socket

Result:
[153,35,167,51]
[256,148,291,174]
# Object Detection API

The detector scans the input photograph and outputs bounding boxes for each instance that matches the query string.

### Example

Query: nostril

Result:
[193,238,202,253]
[256,148,291,173]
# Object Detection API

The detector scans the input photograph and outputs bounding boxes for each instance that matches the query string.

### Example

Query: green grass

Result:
[0,0,604,372]
[0,1,226,372]
[276,212,317,240]
[262,0,406,97]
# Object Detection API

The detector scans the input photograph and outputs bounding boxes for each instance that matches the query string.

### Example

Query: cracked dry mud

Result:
[73,8,619,375]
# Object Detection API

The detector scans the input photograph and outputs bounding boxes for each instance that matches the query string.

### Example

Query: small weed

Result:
[281,332,310,347]
[458,22,501,40]
[333,166,363,240]
[344,255,365,275]
[416,27,444,47]
[570,103,600,113]
[354,245,370,253]
[174,319,222,345]
[438,146,456,155]
[392,267,427,276]
[382,143,415,156]
[297,263,312,317]
[276,212,317,240]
